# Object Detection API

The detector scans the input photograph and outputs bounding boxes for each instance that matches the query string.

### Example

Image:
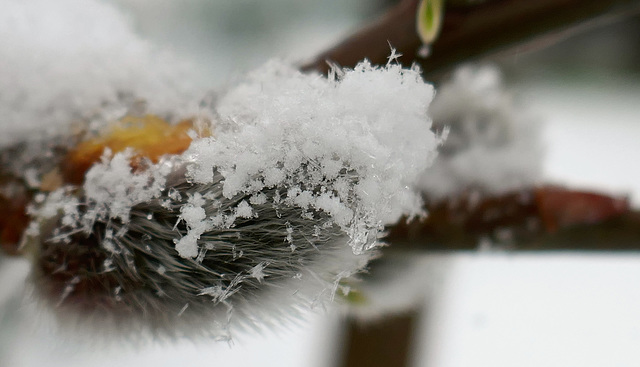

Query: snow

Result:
[186,59,438,254]
[419,254,640,367]
[235,200,254,219]
[250,262,269,283]
[420,65,543,199]
[0,0,205,148]
[83,149,170,224]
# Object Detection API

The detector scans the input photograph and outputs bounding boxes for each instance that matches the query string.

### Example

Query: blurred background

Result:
[1,0,640,366]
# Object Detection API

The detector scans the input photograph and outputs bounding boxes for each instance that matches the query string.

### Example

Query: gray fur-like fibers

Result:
[32,171,371,340]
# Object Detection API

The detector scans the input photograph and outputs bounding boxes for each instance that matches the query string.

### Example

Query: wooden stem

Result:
[385,186,640,252]
[302,0,640,81]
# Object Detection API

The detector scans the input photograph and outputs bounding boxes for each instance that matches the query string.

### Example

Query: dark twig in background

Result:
[303,0,640,82]
[387,186,640,252]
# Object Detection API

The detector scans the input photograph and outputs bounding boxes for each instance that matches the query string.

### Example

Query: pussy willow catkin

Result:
[16,60,438,339]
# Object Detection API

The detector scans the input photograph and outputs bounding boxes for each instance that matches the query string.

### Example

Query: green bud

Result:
[416,0,444,45]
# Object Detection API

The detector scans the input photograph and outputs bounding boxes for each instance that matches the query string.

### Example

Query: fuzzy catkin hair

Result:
[32,167,369,339]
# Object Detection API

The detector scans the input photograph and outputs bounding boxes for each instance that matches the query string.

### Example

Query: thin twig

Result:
[385,187,640,252]
[302,0,640,81]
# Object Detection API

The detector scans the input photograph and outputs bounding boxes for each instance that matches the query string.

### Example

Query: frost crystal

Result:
[250,262,269,283]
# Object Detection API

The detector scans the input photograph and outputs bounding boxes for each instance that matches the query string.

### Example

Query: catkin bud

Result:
[17,59,437,339]
[31,167,368,339]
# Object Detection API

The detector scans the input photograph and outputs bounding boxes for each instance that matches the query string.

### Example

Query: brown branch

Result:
[301,0,421,74]
[302,0,640,80]
[385,186,640,252]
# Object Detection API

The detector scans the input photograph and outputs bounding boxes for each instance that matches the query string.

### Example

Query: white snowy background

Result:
[2,1,640,366]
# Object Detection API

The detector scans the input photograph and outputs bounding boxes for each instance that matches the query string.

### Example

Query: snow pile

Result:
[185,60,437,256]
[419,65,543,199]
[0,0,204,148]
